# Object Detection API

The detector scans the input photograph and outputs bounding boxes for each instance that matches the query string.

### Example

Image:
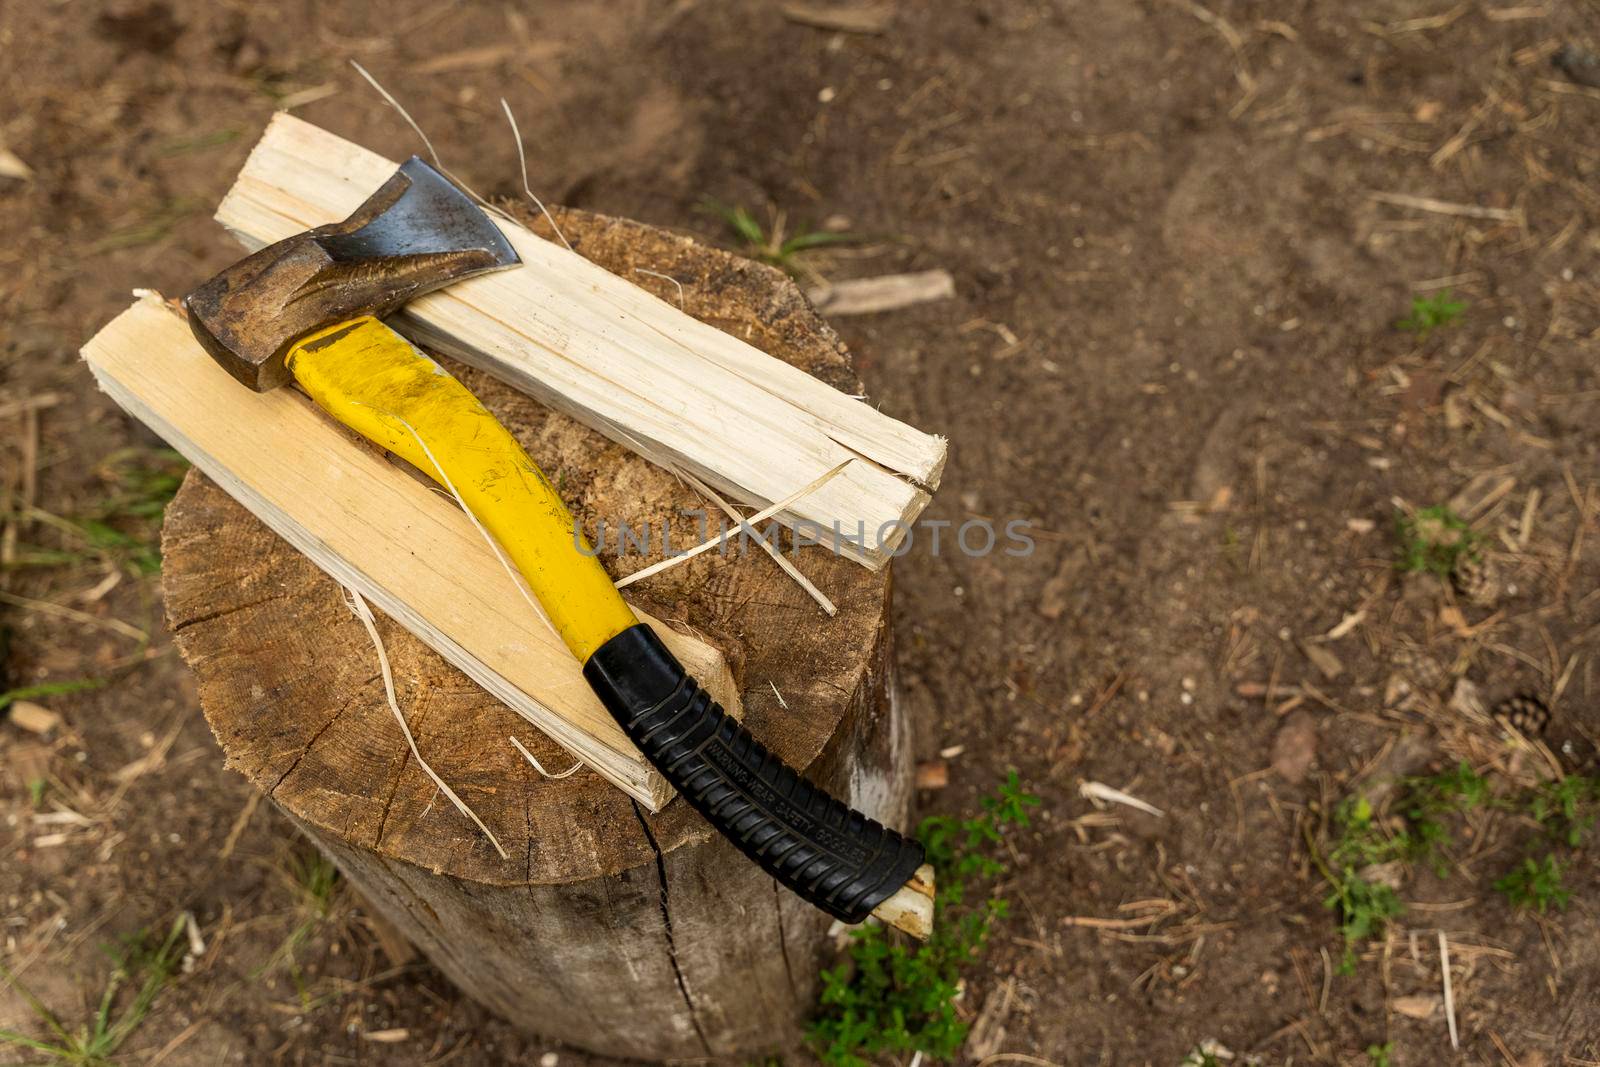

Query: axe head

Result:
[184,157,519,391]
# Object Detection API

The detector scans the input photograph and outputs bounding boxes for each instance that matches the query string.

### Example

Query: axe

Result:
[183,157,933,936]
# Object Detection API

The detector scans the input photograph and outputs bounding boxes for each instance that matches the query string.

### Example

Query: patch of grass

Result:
[1396,505,1478,577]
[1495,854,1570,913]
[806,772,1039,1067]
[0,546,90,570]
[700,199,861,276]
[0,917,185,1065]
[92,198,205,253]
[15,448,187,577]
[1319,768,1596,939]
[256,847,342,982]
[1315,766,1494,967]
[1491,776,1599,916]
[0,677,106,713]
[1399,761,1494,873]
[1323,864,1406,974]
[1396,289,1466,337]
[1527,776,1600,848]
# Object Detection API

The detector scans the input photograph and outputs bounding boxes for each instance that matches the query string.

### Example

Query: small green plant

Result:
[1367,1042,1394,1067]
[256,847,342,980]
[1495,854,1570,913]
[700,200,860,277]
[0,917,185,1065]
[1488,776,1600,916]
[1396,505,1478,577]
[806,772,1039,1067]
[1399,762,1494,873]
[1396,289,1466,337]
[1528,776,1600,848]
[1326,867,1406,972]
[1316,766,1496,969]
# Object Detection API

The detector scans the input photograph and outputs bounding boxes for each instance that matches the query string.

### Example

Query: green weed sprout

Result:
[806,772,1039,1067]
[1496,854,1570,913]
[1396,290,1465,337]
[700,199,860,276]
[1396,506,1477,577]
[0,917,186,1065]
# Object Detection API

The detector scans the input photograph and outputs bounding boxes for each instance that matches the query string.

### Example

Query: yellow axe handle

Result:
[284,314,934,936]
[286,316,638,662]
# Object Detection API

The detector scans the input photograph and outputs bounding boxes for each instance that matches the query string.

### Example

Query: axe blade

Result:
[184,156,520,391]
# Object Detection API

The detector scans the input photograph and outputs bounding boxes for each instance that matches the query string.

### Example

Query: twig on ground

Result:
[779,1,893,34]
[219,791,262,860]
[1371,190,1521,222]
[1080,781,1165,818]
[805,270,955,316]
[1440,930,1459,1050]
[0,590,146,643]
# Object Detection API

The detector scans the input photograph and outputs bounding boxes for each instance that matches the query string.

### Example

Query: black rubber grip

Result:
[584,624,925,924]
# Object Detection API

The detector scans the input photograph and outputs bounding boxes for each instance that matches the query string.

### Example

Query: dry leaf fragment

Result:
[915,760,950,790]
[1270,711,1319,784]
[1080,780,1165,817]
[1037,548,1085,620]
[7,701,62,735]
[1300,641,1345,680]
[1391,993,1441,1019]
[1448,678,1487,720]
[362,1029,410,1043]
[1325,611,1366,639]
[0,147,34,181]
[780,1,894,34]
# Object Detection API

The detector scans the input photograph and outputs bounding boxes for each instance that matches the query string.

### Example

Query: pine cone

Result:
[1451,554,1500,606]
[1393,648,1446,693]
[1494,692,1551,737]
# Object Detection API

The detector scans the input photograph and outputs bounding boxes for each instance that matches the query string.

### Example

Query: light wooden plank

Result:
[83,293,744,811]
[213,114,945,569]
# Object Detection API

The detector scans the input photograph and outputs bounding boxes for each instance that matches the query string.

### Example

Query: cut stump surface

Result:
[161,206,911,1061]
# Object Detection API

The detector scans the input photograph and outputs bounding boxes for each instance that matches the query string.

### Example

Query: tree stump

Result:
[160,208,911,1061]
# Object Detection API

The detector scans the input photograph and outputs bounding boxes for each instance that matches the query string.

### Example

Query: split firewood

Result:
[214,116,945,569]
[82,294,739,810]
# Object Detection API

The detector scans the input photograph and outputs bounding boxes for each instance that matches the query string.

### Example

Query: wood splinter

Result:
[870,863,936,939]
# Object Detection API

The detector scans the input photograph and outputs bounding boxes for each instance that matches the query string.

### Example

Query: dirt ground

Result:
[4,1,1600,1064]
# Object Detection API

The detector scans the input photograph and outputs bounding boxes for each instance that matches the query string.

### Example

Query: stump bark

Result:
[161,208,911,1061]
